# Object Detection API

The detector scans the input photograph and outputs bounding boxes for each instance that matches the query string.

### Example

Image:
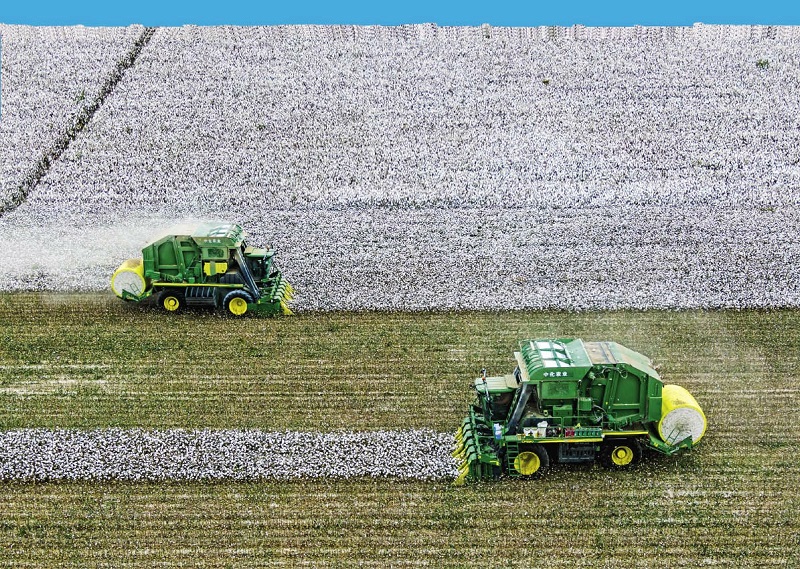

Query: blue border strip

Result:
[1,1,800,27]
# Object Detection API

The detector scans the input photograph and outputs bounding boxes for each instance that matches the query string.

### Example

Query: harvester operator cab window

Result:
[248,256,268,280]
[491,391,514,420]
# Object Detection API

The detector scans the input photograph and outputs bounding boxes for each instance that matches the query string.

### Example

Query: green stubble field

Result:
[0,293,798,567]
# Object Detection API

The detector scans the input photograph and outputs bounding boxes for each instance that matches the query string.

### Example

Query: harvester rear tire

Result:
[159,291,184,313]
[599,438,642,469]
[513,444,549,478]
[224,290,253,317]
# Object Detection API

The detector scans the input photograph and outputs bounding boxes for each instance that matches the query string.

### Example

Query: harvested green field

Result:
[4,293,798,432]
[2,470,798,568]
[1,293,799,566]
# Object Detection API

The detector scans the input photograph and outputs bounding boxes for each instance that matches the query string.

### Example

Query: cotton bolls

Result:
[1,24,799,310]
[0,429,458,481]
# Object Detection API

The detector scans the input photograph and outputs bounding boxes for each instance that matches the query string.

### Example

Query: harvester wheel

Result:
[513,444,549,477]
[599,439,642,469]
[224,290,253,316]
[159,291,184,313]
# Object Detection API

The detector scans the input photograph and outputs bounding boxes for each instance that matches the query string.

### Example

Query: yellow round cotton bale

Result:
[110,258,147,299]
[658,384,707,445]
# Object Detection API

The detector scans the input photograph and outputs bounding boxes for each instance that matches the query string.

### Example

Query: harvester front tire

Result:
[224,290,252,317]
[159,291,184,313]
[599,438,642,469]
[513,444,549,478]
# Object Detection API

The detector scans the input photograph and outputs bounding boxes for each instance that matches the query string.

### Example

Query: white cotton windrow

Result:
[0,429,458,482]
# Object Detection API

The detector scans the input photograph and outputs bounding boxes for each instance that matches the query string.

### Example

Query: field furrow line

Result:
[0,27,156,217]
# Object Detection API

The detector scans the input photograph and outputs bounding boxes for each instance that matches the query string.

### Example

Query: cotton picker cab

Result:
[453,338,706,484]
[110,222,293,316]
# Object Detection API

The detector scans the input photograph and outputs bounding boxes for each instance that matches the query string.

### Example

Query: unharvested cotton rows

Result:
[0,429,457,481]
[27,24,800,212]
[0,25,798,310]
[269,206,800,311]
[0,25,145,209]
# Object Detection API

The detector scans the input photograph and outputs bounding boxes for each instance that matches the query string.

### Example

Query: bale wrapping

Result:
[110,258,147,298]
[658,384,707,445]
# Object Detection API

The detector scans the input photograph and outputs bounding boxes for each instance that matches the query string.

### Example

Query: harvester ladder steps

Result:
[505,440,520,476]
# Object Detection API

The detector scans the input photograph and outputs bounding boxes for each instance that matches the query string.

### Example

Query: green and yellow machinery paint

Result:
[454,338,706,484]
[111,222,293,316]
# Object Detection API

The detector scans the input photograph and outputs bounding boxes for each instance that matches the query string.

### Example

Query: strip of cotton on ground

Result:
[0,429,457,481]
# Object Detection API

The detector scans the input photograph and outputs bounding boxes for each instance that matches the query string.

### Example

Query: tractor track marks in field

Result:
[0,428,457,481]
[0,27,157,218]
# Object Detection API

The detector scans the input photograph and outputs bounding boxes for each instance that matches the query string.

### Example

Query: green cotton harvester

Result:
[110,222,293,316]
[453,338,706,484]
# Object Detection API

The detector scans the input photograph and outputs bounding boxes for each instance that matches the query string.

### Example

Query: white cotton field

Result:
[0,24,799,310]
[0,428,456,481]
[0,24,145,209]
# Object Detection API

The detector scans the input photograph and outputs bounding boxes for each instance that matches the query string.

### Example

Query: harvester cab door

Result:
[249,258,265,280]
